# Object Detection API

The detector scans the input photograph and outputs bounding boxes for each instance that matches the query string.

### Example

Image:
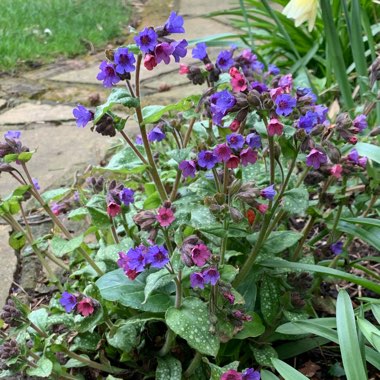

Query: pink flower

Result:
[191,244,211,267]
[144,54,157,71]
[349,136,358,145]
[257,203,268,214]
[230,67,247,92]
[179,63,189,74]
[157,207,175,227]
[229,67,240,77]
[269,87,284,100]
[221,369,242,380]
[330,164,343,179]
[240,148,258,166]
[267,118,284,136]
[229,120,240,132]
[278,73,293,93]
[227,155,240,169]
[107,202,121,217]
[77,298,95,317]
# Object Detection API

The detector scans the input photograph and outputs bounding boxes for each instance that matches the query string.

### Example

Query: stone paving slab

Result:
[0,103,75,125]
[179,0,234,16]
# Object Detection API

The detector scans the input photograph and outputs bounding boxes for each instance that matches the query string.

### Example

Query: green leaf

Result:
[261,369,280,380]
[220,265,239,283]
[165,297,220,356]
[337,221,380,251]
[26,356,53,377]
[9,231,26,250]
[41,188,71,203]
[96,239,133,262]
[94,88,139,123]
[341,217,380,229]
[143,191,161,210]
[251,345,278,367]
[234,313,265,339]
[28,308,48,333]
[355,143,380,164]
[96,269,174,312]
[156,356,182,380]
[142,96,199,124]
[86,195,110,229]
[271,358,309,380]
[206,359,239,380]
[282,188,309,215]
[64,355,90,368]
[68,207,89,221]
[372,305,380,325]
[260,277,281,325]
[357,318,380,352]
[166,147,192,164]
[336,290,368,380]
[144,270,175,304]
[260,259,380,294]
[50,234,83,257]
[71,332,101,352]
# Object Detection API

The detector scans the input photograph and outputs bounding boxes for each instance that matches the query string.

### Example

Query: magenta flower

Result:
[191,244,211,267]
[358,157,367,168]
[202,267,220,285]
[179,160,197,178]
[134,28,158,53]
[227,155,240,169]
[306,148,327,169]
[144,54,158,70]
[77,298,95,317]
[107,201,121,217]
[146,245,169,268]
[117,252,139,280]
[155,42,174,64]
[73,104,94,128]
[278,73,293,92]
[214,143,232,162]
[240,148,258,166]
[260,184,277,201]
[229,120,240,132]
[157,207,175,227]
[96,61,120,88]
[59,292,77,313]
[190,272,205,289]
[114,47,136,74]
[221,370,242,380]
[330,164,343,179]
[267,118,284,137]
[230,67,247,92]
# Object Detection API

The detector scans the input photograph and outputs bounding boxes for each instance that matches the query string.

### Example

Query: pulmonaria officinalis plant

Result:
[0,9,380,380]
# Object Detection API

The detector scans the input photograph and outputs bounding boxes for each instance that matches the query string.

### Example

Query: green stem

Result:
[29,321,48,338]
[292,216,316,261]
[268,136,275,185]
[119,130,148,165]
[184,351,202,378]
[162,228,174,255]
[110,217,120,244]
[212,168,221,193]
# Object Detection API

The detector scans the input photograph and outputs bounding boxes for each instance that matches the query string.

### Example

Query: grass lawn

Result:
[0,0,131,71]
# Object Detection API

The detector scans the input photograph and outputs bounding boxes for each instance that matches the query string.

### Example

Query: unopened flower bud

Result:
[369,127,380,137]
[229,207,244,223]
[323,141,341,164]
[229,178,242,196]
[92,114,116,137]
[0,339,19,360]
[247,90,262,108]
[133,210,157,231]
[335,112,352,130]
[214,193,225,205]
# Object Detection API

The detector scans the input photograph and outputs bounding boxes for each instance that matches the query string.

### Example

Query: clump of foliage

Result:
[0,10,379,380]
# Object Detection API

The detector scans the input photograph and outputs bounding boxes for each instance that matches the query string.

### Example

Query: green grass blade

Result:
[260,260,380,294]
[271,358,308,380]
[341,217,380,228]
[239,0,254,48]
[261,369,280,380]
[372,305,380,324]
[357,317,380,352]
[337,221,380,251]
[320,0,354,109]
[337,290,368,380]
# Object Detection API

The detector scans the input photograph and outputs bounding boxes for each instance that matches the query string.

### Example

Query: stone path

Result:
[0,0,239,307]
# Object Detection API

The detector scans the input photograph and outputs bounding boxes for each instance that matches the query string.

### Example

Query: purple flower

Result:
[146,245,169,268]
[267,64,280,76]
[126,247,147,272]
[134,28,158,53]
[296,87,317,104]
[165,11,185,34]
[240,148,258,166]
[227,133,245,150]
[278,73,293,92]
[202,267,220,285]
[73,104,93,128]
[251,60,265,73]
[117,252,139,280]
[135,135,143,145]
[246,133,261,149]
[59,291,77,313]
[210,90,236,125]
[191,244,211,267]
[214,143,232,162]
[32,178,40,190]
[148,126,166,142]
[192,42,207,60]
[260,184,277,200]
[179,160,197,178]
[358,156,367,168]
[347,149,359,164]
[155,42,174,64]
[114,47,136,74]
[313,104,328,124]
[353,114,367,132]
[298,111,318,133]
[331,241,343,255]
[96,61,120,88]
[250,81,268,93]
[242,368,261,380]
[216,50,234,71]
[198,150,218,170]
[190,272,205,289]
[306,148,327,169]
[172,39,188,62]
[4,130,21,140]
[120,188,135,206]
[275,94,296,116]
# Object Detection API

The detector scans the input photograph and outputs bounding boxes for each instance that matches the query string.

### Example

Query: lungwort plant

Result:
[0,10,380,380]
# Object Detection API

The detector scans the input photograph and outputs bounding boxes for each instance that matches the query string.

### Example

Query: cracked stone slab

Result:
[179,0,234,16]
[0,103,75,125]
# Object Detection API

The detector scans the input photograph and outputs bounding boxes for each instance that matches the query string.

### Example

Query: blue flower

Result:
[251,60,264,73]
[298,111,318,133]
[59,291,77,313]
[190,272,205,289]
[296,87,317,104]
[198,150,218,170]
[165,12,185,33]
[148,126,166,142]
[192,42,207,60]
[120,188,135,206]
[353,114,367,132]
[210,90,236,125]
[260,184,277,201]
[134,28,158,53]
[226,133,245,150]
[275,94,296,116]
[127,247,147,272]
[146,245,169,268]
[267,64,280,76]
[314,105,328,124]
[172,39,188,62]
[114,47,136,74]
[96,61,120,88]
[202,267,220,286]
[72,104,94,128]
[246,133,261,149]
[4,130,21,140]
[216,50,234,71]
[179,160,197,178]
[242,368,261,380]
[331,241,343,255]
[32,178,41,191]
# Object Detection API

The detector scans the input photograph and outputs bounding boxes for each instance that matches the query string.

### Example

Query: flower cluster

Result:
[117,244,169,280]
[106,180,135,217]
[134,12,188,71]
[221,367,261,380]
[59,291,97,317]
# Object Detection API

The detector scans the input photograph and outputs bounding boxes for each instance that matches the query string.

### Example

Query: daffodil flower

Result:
[282,0,318,32]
